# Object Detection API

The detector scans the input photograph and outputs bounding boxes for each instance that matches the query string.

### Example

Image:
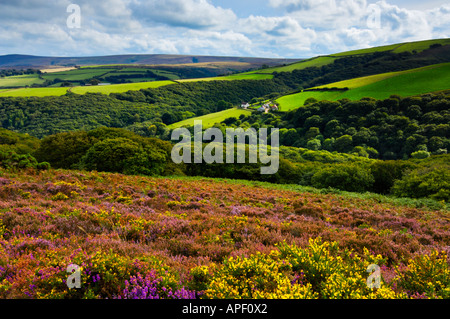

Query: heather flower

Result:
[116,271,196,300]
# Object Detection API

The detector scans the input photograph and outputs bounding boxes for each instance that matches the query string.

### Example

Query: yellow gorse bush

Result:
[203,250,317,299]
[394,250,450,299]
[202,238,406,299]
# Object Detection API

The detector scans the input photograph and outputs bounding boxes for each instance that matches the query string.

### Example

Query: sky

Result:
[0,0,449,58]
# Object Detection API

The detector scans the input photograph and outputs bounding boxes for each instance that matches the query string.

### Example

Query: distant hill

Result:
[1,38,449,104]
[0,53,301,70]
[247,38,450,75]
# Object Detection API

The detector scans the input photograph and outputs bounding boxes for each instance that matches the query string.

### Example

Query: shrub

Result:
[203,251,318,299]
[391,166,450,202]
[0,150,49,171]
[201,238,404,299]
[411,151,430,159]
[80,137,168,176]
[394,251,450,299]
[277,238,402,299]
[116,271,197,299]
[311,163,375,193]
[369,160,413,194]
[34,131,94,169]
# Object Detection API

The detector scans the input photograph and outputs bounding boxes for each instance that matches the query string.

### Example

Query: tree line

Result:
[1,125,448,202]
[0,79,290,138]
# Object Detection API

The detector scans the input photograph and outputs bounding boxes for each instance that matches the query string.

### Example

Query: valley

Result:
[0,38,449,300]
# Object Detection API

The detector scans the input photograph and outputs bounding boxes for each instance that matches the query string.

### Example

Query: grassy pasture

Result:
[40,66,180,83]
[330,43,403,57]
[99,68,180,80]
[0,87,69,97]
[330,38,450,57]
[223,73,274,80]
[0,74,45,88]
[393,38,450,53]
[168,108,252,129]
[276,91,344,111]
[276,62,450,110]
[243,39,450,76]
[0,71,269,97]
[338,62,450,100]
[70,80,176,95]
[152,70,180,80]
[1,39,449,98]
[78,64,129,68]
[176,73,273,83]
[241,57,336,76]
[315,63,446,90]
[41,68,116,82]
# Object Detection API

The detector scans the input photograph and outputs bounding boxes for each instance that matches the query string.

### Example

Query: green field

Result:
[176,73,273,83]
[330,43,403,57]
[0,87,69,97]
[41,68,116,82]
[248,39,450,75]
[70,80,176,95]
[78,64,127,68]
[168,108,252,129]
[223,73,274,80]
[277,62,450,110]
[250,56,337,74]
[339,63,450,99]
[150,70,180,80]
[0,73,269,97]
[316,64,446,90]
[39,66,181,85]
[330,38,450,57]
[96,68,180,82]
[1,38,448,99]
[0,74,45,88]
[393,38,450,53]
[277,91,344,111]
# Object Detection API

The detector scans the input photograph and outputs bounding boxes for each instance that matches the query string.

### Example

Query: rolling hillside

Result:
[0,53,300,69]
[276,62,450,111]
[1,38,449,99]
[330,38,450,57]
[168,108,251,129]
[252,38,450,74]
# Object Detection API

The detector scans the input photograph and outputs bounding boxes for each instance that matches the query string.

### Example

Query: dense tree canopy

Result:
[229,93,450,160]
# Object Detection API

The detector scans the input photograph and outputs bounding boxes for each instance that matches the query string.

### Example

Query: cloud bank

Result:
[0,0,448,58]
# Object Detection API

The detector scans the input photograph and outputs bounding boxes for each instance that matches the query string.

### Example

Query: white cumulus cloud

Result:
[130,0,237,29]
[0,0,448,57]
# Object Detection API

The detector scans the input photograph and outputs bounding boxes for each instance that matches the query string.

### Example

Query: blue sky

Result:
[0,0,449,58]
[213,0,450,14]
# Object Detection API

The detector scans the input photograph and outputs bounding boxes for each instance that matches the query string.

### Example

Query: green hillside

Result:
[175,73,273,82]
[0,74,45,87]
[168,108,251,129]
[0,87,69,97]
[246,56,337,74]
[247,38,450,75]
[0,38,449,98]
[330,38,450,57]
[277,62,450,111]
[70,80,176,95]
[41,68,116,82]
